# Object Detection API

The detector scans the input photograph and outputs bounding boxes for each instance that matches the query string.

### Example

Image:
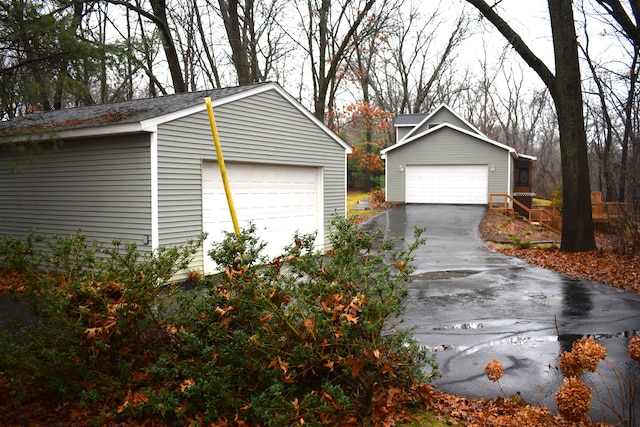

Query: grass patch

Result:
[347,191,369,210]
[533,197,551,206]
[347,191,388,224]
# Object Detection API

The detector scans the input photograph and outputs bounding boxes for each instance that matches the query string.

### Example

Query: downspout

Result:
[345,152,349,214]
[382,153,388,200]
[150,130,159,250]
[507,152,513,208]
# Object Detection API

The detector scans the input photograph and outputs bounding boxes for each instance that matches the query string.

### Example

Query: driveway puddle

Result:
[433,322,484,330]
[416,270,479,279]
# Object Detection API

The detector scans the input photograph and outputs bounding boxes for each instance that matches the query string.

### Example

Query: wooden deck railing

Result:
[590,191,629,223]
[489,193,629,233]
[489,194,562,232]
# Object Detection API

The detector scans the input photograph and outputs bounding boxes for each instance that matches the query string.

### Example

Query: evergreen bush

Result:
[0,217,436,425]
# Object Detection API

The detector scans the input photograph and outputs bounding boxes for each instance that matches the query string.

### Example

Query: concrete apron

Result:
[361,204,640,425]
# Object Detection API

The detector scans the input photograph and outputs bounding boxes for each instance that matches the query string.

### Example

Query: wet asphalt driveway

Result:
[361,204,640,424]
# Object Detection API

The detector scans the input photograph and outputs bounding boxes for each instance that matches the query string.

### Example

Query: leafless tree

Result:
[367,4,469,115]
[288,0,379,121]
[576,0,640,210]
[466,0,596,252]
[195,0,287,85]
[107,0,186,92]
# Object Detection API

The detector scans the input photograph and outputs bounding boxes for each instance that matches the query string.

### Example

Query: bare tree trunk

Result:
[548,0,596,251]
[218,0,252,84]
[194,0,221,88]
[619,47,639,202]
[308,0,377,121]
[149,0,186,92]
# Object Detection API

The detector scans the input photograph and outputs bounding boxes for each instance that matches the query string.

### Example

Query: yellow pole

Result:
[205,97,240,235]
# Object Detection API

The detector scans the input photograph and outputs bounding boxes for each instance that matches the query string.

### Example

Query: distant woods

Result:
[1,1,639,213]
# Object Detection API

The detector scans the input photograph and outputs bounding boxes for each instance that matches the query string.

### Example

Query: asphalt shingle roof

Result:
[393,113,428,127]
[0,83,268,138]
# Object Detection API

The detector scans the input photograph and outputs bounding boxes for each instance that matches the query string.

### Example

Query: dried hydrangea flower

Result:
[555,377,592,422]
[572,337,606,372]
[484,358,504,382]
[629,335,640,363]
[559,351,584,378]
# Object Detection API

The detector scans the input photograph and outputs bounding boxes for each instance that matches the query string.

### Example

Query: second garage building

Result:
[382,104,535,205]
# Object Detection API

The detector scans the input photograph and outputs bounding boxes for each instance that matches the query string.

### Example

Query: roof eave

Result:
[0,122,148,143]
[517,153,537,161]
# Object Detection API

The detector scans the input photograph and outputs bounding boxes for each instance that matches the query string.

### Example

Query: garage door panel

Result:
[203,162,320,273]
[406,165,488,204]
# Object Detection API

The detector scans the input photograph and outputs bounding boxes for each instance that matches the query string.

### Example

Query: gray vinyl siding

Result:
[385,127,510,202]
[0,135,152,247]
[156,89,346,274]
[396,126,414,142]
[411,109,477,136]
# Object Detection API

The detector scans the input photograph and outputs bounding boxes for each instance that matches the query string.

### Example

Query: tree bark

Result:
[548,0,596,251]
[218,0,252,84]
[149,0,186,92]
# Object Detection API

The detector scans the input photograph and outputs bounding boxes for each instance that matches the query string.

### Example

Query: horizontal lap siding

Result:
[386,127,509,202]
[157,90,346,274]
[0,136,152,247]
[410,110,474,136]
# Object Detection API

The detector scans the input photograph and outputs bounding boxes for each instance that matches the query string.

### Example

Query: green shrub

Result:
[551,183,563,209]
[0,232,205,400]
[0,218,435,425]
[509,235,533,249]
[147,217,436,425]
[0,230,44,273]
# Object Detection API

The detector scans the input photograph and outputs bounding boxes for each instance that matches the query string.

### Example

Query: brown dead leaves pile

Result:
[499,247,640,293]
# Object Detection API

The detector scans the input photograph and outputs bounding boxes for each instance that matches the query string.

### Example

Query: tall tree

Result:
[215,0,286,85]
[108,0,186,92]
[0,0,107,115]
[465,0,596,252]
[363,4,469,116]
[218,0,252,84]
[590,0,640,205]
[291,0,378,121]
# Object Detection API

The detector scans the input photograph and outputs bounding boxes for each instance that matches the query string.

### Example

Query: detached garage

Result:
[0,82,351,278]
[382,104,535,205]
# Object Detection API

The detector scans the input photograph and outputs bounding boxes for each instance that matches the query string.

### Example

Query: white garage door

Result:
[202,161,321,273]
[405,165,488,204]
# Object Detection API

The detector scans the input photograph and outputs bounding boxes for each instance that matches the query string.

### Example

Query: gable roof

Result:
[0,82,351,153]
[381,121,518,156]
[384,104,536,161]
[400,103,483,142]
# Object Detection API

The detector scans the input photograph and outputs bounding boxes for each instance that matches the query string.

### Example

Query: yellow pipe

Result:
[205,97,240,235]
